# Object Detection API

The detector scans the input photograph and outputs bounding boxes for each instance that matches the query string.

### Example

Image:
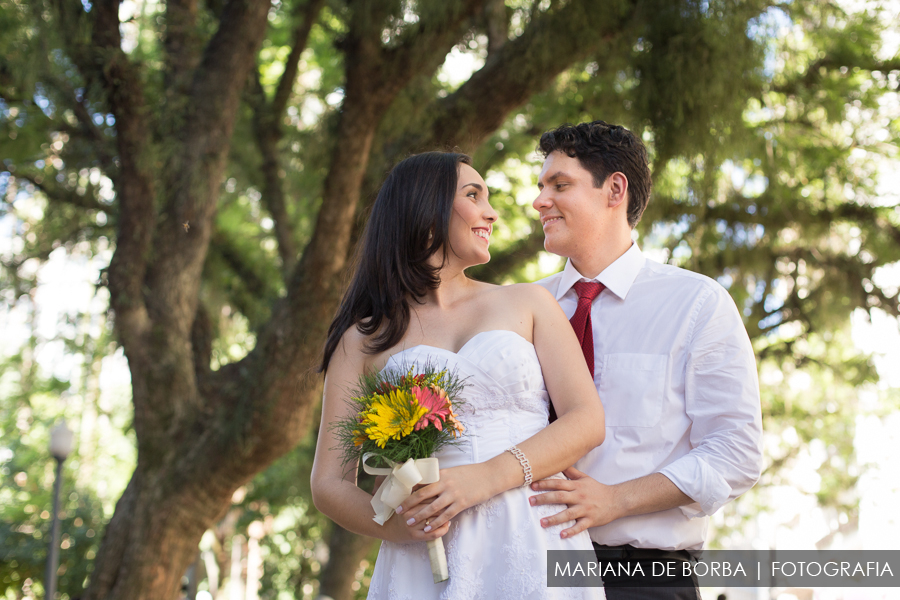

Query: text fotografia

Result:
[546,550,900,588]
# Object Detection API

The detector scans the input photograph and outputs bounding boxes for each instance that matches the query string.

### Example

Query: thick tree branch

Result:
[147,0,272,341]
[272,0,325,120]
[209,228,280,325]
[372,0,483,98]
[191,302,214,386]
[164,0,202,98]
[15,172,107,212]
[702,193,900,249]
[772,56,900,95]
[91,0,274,483]
[83,474,139,599]
[250,72,299,278]
[293,0,485,289]
[40,74,118,172]
[76,0,156,353]
[251,0,326,278]
[484,0,508,56]
[423,0,637,150]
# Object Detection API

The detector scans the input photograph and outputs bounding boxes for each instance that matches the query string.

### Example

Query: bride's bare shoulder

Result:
[495,282,558,307]
[330,320,378,367]
[468,283,558,321]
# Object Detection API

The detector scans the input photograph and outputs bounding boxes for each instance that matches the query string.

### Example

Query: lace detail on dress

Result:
[442,526,486,600]
[387,560,414,600]
[499,526,543,598]
[471,494,502,529]
[460,391,549,417]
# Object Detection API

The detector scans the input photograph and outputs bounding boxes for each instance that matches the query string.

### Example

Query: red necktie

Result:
[569,280,604,378]
[549,280,604,423]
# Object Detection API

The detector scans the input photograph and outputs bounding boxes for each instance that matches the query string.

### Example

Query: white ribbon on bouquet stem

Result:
[363,453,440,525]
[362,453,449,583]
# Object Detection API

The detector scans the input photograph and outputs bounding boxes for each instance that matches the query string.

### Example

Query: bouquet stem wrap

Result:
[363,453,449,583]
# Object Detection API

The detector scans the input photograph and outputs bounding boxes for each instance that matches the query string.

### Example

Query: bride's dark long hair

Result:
[320,151,472,372]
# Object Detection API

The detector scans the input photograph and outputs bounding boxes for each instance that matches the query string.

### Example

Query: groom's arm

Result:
[532,284,764,538]
[529,470,691,537]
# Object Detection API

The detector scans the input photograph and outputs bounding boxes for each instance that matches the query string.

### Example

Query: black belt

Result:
[592,543,694,563]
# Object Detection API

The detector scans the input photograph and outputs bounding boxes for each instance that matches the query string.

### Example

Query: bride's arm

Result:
[310,328,450,543]
[396,284,604,532]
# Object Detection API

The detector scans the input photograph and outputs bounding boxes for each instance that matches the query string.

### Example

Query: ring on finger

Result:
[425,519,431,526]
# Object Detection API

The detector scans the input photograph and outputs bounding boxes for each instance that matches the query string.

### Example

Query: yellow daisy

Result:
[363,389,428,448]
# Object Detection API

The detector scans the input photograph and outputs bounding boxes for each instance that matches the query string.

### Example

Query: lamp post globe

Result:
[49,421,74,460]
[45,420,73,599]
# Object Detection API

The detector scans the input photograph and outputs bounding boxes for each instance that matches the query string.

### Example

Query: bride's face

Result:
[446,163,498,269]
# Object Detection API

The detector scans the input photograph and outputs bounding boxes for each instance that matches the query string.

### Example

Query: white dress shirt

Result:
[537,243,763,551]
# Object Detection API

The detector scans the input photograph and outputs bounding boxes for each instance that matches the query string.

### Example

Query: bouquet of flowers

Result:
[333,362,466,583]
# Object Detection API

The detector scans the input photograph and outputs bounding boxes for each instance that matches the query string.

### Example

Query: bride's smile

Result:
[446,163,498,269]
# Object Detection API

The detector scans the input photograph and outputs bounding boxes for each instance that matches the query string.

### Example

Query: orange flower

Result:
[352,429,368,446]
[446,409,465,437]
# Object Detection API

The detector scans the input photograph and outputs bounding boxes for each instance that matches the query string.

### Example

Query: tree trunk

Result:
[79,0,274,597]
[316,525,377,600]
[84,466,225,599]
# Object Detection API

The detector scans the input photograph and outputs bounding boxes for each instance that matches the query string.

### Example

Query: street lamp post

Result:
[45,421,73,600]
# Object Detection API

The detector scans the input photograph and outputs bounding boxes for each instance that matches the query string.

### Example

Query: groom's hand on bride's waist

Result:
[530,469,694,539]
[528,467,625,539]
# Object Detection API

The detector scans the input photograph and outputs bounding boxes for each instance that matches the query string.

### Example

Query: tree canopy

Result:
[1,0,898,598]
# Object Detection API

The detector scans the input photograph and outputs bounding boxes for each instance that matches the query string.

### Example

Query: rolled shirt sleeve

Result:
[658,285,764,518]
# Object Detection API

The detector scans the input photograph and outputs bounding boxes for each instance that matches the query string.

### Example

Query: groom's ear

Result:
[606,172,628,209]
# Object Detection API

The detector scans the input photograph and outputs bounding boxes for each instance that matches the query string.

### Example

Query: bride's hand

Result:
[379,482,450,543]
[385,507,451,543]
[396,463,495,534]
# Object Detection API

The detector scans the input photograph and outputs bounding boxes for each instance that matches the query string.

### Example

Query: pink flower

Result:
[411,385,452,431]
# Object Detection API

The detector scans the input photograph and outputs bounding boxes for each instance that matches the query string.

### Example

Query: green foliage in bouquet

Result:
[333,363,467,468]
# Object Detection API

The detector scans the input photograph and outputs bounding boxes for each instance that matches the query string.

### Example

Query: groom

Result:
[529,120,763,599]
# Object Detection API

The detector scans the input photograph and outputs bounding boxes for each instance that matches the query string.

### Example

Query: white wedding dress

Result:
[366,330,604,600]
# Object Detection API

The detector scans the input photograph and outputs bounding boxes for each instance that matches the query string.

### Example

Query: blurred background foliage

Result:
[1,0,899,598]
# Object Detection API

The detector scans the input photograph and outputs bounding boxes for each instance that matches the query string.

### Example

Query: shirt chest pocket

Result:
[597,353,667,428]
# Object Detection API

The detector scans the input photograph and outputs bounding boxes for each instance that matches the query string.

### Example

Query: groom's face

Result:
[533,151,608,260]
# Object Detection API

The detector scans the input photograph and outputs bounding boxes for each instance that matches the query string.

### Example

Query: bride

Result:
[311,152,606,599]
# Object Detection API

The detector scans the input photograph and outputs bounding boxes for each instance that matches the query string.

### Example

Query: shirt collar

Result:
[554,242,645,301]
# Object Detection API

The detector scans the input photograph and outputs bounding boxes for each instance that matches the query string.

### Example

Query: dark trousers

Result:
[593,543,702,600]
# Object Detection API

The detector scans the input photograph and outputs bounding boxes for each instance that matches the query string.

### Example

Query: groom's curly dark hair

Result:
[538,120,652,228]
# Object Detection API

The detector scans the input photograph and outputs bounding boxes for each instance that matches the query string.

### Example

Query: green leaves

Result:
[1,0,899,595]
[635,0,766,162]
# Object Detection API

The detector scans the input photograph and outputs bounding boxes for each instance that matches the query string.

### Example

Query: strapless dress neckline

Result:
[386,329,533,361]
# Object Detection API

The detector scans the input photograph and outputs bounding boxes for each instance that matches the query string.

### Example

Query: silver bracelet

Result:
[506,445,533,487]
